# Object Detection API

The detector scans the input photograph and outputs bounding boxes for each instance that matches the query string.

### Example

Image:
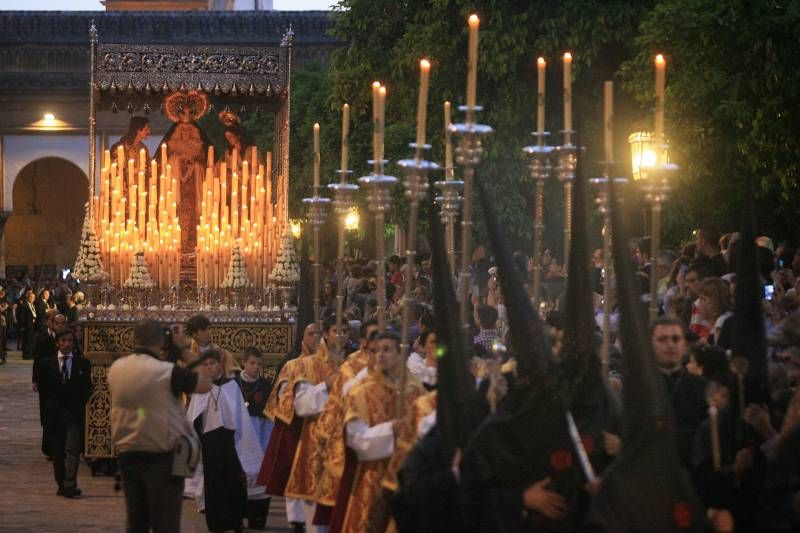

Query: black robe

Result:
[194,377,247,532]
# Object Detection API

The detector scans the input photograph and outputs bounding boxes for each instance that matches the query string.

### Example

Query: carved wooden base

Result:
[83,319,294,458]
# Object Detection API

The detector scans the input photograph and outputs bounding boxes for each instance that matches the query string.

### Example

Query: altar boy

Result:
[186,349,267,532]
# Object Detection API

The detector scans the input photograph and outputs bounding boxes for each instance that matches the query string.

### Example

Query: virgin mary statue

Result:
[158,91,213,283]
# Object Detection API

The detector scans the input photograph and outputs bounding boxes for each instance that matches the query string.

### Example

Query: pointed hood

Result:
[731,177,768,406]
[586,176,703,532]
[463,178,585,530]
[560,144,610,430]
[475,177,550,383]
[429,181,478,456]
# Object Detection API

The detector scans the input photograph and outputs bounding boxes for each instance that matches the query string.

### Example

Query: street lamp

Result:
[344,208,359,231]
[628,130,675,323]
[628,131,657,181]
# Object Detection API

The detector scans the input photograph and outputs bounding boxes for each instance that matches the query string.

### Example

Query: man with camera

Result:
[108,320,212,533]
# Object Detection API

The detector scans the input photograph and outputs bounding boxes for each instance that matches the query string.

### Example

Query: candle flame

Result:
[655,54,665,65]
[420,58,431,71]
[468,14,479,27]
[537,57,546,66]
[314,122,320,132]
[379,86,387,96]
[372,81,381,90]
[563,52,573,61]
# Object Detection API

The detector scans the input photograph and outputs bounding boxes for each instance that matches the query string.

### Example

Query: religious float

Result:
[77,22,298,458]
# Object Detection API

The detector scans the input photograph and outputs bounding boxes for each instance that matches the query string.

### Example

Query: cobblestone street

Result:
[0,351,290,532]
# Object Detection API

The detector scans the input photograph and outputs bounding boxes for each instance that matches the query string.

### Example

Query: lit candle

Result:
[160,143,167,169]
[709,405,721,471]
[313,122,320,190]
[655,54,666,162]
[138,148,146,174]
[604,81,614,163]
[416,59,431,156]
[537,57,546,144]
[444,101,453,178]
[466,14,480,117]
[340,103,350,180]
[563,52,573,144]
[378,86,386,166]
[207,145,214,168]
[372,81,381,170]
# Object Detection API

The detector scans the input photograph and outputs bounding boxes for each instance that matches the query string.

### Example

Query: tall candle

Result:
[655,54,666,161]
[138,148,146,174]
[466,14,480,115]
[444,101,453,178]
[207,145,214,168]
[375,85,387,168]
[604,81,614,163]
[160,143,167,169]
[340,103,350,179]
[313,122,320,190]
[537,57,546,144]
[563,52,573,144]
[416,59,431,155]
[372,81,381,169]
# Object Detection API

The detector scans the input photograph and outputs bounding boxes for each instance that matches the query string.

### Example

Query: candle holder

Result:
[523,132,556,308]
[449,105,493,333]
[329,170,359,357]
[590,163,628,375]
[359,161,397,333]
[639,154,676,322]
[434,178,464,277]
[556,132,578,275]
[397,145,440,411]
[303,189,331,344]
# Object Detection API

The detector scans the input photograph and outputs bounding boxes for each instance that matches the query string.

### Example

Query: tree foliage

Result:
[262,0,800,254]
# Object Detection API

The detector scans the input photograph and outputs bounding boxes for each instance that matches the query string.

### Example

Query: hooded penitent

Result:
[560,142,620,468]
[460,177,585,532]
[585,176,704,532]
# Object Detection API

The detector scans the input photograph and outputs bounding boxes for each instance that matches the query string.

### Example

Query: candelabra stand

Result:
[450,105,493,334]
[397,145,440,414]
[329,171,358,357]
[590,165,628,376]
[359,161,397,333]
[640,156,676,323]
[303,188,330,345]
[556,134,577,275]
[434,168,464,278]
[523,134,555,308]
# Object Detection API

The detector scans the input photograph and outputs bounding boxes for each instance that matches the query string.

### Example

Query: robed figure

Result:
[159,91,213,281]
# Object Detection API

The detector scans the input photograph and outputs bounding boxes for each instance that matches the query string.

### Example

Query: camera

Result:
[764,284,775,302]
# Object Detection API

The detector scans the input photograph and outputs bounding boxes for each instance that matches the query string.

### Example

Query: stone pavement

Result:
[0,350,291,532]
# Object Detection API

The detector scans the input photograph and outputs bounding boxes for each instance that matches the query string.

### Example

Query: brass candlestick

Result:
[590,165,628,376]
[329,172,358,358]
[450,105,493,334]
[434,177,463,277]
[397,145,440,414]
[359,160,397,333]
[639,154,676,323]
[302,188,330,346]
[524,133,555,309]
[556,133,577,275]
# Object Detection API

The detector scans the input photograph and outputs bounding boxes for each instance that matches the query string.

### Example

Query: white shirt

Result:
[345,419,395,461]
[343,366,369,397]
[294,381,329,417]
[57,351,73,379]
[406,352,437,387]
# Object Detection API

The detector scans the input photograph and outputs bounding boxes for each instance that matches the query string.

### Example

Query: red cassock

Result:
[326,448,358,533]
[256,416,302,494]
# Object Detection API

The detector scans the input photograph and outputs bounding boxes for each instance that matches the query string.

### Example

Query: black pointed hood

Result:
[586,176,703,532]
[475,177,550,383]
[294,230,313,352]
[732,177,768,406]
[429,182,478,456]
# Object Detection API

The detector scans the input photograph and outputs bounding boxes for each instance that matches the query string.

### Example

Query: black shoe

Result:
[56,487,64,496]
[62,487,82,498]
[291,522,306,533]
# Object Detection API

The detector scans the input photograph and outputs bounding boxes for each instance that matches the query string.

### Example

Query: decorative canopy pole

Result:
[88,21,98,208]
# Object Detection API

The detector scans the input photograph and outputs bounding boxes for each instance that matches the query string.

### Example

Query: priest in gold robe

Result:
[338,332,425,533]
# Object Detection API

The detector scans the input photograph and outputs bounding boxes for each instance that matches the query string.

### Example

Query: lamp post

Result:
[628,131,675,323]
